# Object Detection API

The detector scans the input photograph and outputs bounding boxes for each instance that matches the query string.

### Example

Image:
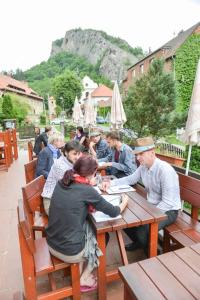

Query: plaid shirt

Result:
[42,155,73,199]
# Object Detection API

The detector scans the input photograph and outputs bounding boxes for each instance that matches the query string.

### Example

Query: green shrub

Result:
[40,113,46,125]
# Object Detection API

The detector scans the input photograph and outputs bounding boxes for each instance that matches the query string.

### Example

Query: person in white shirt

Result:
[101,137,181,253]
[42,140,83,215]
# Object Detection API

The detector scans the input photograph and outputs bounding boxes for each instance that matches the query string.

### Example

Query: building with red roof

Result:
[0,74,43,121]
[91,84,112,107]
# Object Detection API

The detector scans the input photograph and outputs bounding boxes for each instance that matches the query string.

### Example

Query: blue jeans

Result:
[124,210,178,249]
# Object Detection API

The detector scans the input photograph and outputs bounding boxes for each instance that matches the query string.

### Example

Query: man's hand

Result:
[100,180,111,191]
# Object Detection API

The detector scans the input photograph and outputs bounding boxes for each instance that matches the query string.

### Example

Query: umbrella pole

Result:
[185,144,192,175]
[182,144,192,211]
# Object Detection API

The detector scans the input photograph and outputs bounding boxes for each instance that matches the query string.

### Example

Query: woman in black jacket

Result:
[46,155,128,291]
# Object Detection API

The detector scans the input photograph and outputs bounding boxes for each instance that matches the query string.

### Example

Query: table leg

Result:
[116,230,128,265]
[149,222,158,257]
[97,232,107,300]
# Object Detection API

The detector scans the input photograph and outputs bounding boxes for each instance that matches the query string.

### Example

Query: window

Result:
[132,69,136,78]
[140,64,144,74]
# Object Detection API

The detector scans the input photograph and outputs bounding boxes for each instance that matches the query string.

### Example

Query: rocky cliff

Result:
[50,28,141,81]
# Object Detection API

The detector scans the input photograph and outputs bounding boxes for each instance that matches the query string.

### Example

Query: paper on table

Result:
[98,162,105,167]
[92,211,122,222]
[106,185,135,194]
[91,194,122,222]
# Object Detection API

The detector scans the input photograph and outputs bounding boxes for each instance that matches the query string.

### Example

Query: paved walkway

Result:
[0,149,145,300]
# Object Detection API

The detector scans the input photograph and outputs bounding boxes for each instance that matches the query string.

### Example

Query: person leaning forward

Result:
[101,136,181,254]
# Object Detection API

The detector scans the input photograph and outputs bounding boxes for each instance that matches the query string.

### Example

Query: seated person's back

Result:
[35,133,64,179]
[33,126,52,155]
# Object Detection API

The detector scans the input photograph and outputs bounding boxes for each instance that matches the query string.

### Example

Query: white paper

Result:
[92,211,122,222]
[91,194,122,222]
[98,162,105,167]
[106,185,135,194]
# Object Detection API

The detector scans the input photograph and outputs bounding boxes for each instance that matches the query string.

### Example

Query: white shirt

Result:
[112,158,181,212]
[42,155,73,199]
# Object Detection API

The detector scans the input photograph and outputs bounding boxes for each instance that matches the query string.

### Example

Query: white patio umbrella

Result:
[72,97,83,126]
[110,81,127,130]
[84,95,96,137]
[181,58,200,175]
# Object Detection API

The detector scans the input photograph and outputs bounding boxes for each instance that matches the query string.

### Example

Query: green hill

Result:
[14,51,113,96]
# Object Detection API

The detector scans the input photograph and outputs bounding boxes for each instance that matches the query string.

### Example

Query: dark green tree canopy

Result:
[125,59,176,138]
[52,70,83,112]
[2,94,14,119]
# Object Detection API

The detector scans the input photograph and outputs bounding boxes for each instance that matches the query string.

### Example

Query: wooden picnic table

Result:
[89,190,166,300]
[119,243,200,300]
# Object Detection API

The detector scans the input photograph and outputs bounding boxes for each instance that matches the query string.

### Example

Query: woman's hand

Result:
[99,180,111,191]
[119,194,128,213]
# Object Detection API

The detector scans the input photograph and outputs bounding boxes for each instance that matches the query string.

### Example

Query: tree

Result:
[12,97,30,125]
[52,70,82,112]
[2,94,14,119]
[124,59,176,138]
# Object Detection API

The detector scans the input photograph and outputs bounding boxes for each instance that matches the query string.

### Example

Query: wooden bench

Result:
[163,171,200,252]
[22,175,48,235]
[17,198,81,300]
[24,158,38,184]
[28,141,37,161]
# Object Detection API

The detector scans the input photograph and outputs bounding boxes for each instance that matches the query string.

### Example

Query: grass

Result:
[164,134,185,146]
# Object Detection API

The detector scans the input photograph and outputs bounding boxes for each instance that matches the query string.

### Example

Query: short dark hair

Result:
[61,155,98,186]
[76,126,84,134]
[106,131,121,141]
[45,126,52,133]
[62,140,83,156]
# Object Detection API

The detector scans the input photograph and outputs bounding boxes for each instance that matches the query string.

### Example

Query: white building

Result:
[79,76,98,103]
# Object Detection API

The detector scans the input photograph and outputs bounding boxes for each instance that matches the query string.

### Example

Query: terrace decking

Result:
[0,149,146,300]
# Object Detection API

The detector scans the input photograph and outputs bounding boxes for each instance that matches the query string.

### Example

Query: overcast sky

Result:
[0,0,199,72]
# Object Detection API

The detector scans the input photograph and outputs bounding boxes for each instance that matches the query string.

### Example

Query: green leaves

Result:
[52,70,83,112]
[175,34,200,112]
[125,59,176,138]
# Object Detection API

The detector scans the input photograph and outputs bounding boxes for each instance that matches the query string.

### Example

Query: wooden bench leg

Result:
[163,230,171,253]
[116,230,128,265]
[71,263,81,300]
[18,227,38,300]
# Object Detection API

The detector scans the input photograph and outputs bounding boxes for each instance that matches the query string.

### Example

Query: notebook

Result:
[106,185,135,194]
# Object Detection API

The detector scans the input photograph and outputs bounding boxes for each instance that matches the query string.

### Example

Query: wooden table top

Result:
[119,243,200,300]
[90,191,166,234]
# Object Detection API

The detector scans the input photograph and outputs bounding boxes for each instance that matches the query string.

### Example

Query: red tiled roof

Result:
[91,84,112,97]
[0,74,43,101]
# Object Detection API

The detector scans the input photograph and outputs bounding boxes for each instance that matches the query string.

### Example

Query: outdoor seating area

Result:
[9,144,199,300]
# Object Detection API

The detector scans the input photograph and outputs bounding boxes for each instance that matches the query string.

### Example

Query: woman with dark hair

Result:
[42,140,83,215]
[74,126,86,145]
[46,155,128,291]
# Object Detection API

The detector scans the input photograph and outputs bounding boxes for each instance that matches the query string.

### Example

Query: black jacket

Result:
[33,132,48,155]
[46,182,120,255]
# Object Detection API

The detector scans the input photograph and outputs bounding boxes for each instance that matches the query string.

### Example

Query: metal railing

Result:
[156,142,185,158]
